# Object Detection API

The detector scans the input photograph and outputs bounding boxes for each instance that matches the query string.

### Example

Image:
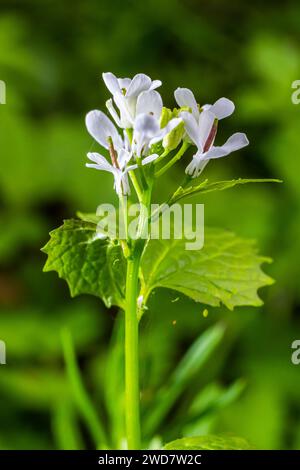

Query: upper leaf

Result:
[140,227,273,310]
[42,219,126,309]
[163,434,254,450]
[169,178,282,203]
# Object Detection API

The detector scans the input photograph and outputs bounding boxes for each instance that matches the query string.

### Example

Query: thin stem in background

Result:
[61,328,107,449]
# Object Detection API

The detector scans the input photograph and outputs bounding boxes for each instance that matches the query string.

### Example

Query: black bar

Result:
[0,450,299,467]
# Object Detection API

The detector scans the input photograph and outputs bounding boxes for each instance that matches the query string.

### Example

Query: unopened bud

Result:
[163,120,185,151]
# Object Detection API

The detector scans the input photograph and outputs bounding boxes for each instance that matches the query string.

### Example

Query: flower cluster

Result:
[85,73,249,195]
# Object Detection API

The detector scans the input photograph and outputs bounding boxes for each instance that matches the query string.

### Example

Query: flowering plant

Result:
[42,72,279,450]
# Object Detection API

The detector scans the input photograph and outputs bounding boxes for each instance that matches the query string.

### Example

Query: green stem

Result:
[124,184,152,450]
[155,142,190,178]
[125,248,142,450]
[129,170,143,202]
[153,148,170,166]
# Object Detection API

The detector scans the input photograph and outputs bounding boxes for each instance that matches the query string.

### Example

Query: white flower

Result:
[85,109,132,194]
[174,88,249,177]
[175,88,235,121]
[103,72,162,128]
[117,88,181,159]
[85,109,124,150]
[86,150,132,195]
[86,151,158,195]
[85,108,164,194]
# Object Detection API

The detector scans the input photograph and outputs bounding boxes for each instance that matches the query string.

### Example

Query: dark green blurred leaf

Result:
[61,328,107,448]
[144,323,225,436]
[0,303,101,358]
[103,314,126,449]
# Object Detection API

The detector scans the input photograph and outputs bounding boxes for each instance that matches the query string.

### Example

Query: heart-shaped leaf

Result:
[141,228,273,310]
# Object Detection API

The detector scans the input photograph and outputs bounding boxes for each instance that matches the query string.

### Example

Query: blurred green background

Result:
[0,0,300,450]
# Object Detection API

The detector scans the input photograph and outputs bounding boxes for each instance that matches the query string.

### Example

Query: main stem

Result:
[125,248,142,450]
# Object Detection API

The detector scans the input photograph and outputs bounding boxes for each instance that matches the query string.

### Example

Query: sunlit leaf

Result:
[141,228,273,310]
[42,219,126,309]
[164,434,254,450]
[169,178,281,204]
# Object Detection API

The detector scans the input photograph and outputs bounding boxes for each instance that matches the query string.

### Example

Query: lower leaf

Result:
[163,434,254,450]
[41,219,126,309]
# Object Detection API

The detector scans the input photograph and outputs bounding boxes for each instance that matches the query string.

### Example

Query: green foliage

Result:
[42,219,273,313]
[61,328,107,448]
[141,228,273,310]
[0,0,298,451]
[164,434,253,450]
[42,219,126,309]
[144,324,225,436]
[169,179,282,204]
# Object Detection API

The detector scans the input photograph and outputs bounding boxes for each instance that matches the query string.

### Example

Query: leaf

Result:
[183,380,246,437]
[52,402,84,450]
[188,379,245,418]
[141,227,274,310]
[61,328,107,448]
[144,323,225,436]
[77,211,102,225]
[0,368,70,409]
[170,178,282,203]
[42,219,126,309]
[0,303,102,358]
[163,434,254,450]
[104,315,126,449]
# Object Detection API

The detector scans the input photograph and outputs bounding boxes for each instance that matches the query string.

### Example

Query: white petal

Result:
[123,130,131,152]
[127,153,159,172]
[181,112,203,149]
[198,110,215,148]
[150,117,182,146]
[86,110,123,149]
[149,80,162,90]
[185,151,208,177]
[113,92,134,127]
[136,90,163,119]
[86,152,114,172]
[164,117,182,134]
[126,162,138,172]
[125,73,152,98]
[106,99,122,127]
[203,132,249,160]
[118,78,131,91]
[102,72,120,95]
[208,97,235,120]
[142,153,159,165]
[119,172,131,195]
[134,113,160,137]
[175,88,199,118]
[118,148,132,170]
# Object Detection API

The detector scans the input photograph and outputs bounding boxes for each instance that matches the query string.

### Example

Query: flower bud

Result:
[159,107,173,128]
[163,120,185,151]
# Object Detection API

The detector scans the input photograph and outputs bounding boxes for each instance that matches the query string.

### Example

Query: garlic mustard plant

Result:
[42,72,279,451]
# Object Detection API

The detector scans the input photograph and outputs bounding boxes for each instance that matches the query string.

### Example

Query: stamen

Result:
[107,136,120,169]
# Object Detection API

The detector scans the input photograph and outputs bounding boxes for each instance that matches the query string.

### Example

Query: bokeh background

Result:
[0,0,300,450]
